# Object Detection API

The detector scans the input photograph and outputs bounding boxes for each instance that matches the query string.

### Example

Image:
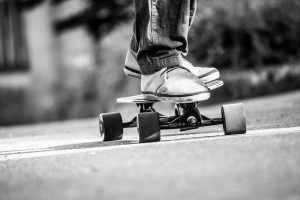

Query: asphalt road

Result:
[0,91,300,200]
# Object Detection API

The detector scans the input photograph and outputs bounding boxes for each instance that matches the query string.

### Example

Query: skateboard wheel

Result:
[221,103,246,135]
[99,112,123,141]
[137,112,161,143]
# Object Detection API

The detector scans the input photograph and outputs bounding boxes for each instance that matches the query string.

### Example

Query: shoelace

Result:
[182,58,192,66]
[160,65,191,81]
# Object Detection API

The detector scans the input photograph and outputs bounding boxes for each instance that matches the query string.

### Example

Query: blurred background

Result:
[0,0,299,126]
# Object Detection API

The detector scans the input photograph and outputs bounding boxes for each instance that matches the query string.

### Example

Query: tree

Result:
[21,0,133,40]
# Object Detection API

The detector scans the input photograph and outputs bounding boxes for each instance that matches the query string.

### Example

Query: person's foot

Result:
[141,66,210,103]
[124,49,220,83]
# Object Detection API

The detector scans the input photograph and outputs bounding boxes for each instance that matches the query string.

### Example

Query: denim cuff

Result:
[140,53,184,75]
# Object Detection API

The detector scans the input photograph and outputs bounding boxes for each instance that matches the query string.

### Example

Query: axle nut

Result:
[187,116,197,125]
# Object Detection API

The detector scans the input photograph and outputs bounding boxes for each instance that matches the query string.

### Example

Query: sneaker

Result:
[124,48,220,83]
[141,65,210,103]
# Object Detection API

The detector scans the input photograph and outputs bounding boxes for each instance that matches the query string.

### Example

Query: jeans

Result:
[131,0,197,75]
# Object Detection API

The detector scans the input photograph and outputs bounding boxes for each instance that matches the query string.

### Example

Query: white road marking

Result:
[0,126,300,161]
[0,137,99,152]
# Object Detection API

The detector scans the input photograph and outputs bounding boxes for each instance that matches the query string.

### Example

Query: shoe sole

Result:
[124,66,220,83]
[141,92,210,103]
[198,70,220,83]
[124,66,141,78]
[206,80,224,91]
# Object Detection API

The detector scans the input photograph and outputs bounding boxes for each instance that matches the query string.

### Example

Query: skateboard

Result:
[99,80,246,143]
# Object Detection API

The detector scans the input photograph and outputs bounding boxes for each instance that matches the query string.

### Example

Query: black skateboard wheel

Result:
[137,112,161,143]
[99,112,123,141]
[221,103,246,135]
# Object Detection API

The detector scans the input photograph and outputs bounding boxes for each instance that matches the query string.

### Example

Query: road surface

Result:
[0,91,300,200]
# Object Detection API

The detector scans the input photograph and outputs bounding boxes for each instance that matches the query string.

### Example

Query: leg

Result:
[134,0,191,75]
[129,0,196,53]
[124,0,215,102]
[125,0,220,84]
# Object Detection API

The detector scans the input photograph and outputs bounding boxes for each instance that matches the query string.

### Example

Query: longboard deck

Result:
[117,80,224,104]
